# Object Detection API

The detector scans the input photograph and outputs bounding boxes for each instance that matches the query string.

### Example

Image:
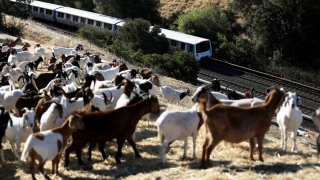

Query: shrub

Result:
[78,25,113,48]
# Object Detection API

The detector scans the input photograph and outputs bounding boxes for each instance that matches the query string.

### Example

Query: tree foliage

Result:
[250,0,320,69]
[176,7,253,64]
[112,18,169,54]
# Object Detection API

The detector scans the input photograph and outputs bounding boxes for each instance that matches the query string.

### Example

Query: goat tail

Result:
[20,135,33,163]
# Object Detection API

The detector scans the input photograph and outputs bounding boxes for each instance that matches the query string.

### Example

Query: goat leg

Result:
[64,146,72,168]
[30,159,36,180]
[201,137,209,169]
[249,138,256,161]
[38,161,50,180]
[75,149,84,165]
[97,142,107,160]
[115,138,125,164]
[126,136,142,158]
[182,138,187,159]
[87,143,95,161]
[257,136,265,162]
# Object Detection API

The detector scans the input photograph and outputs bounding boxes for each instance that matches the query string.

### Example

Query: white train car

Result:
[10,0,213,61]
[10,0,61,21]
[55,7,124,31]
[160,28,212,61]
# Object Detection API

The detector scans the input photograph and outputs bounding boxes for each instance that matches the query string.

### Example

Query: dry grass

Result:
[1,15,320,180]
[159,0,230,18]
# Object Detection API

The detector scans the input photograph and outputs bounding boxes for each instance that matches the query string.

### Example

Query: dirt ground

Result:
[1,16,320,180]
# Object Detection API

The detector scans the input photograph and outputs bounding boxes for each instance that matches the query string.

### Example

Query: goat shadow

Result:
[64,156,178,179]
[226,162,320,174]
[0,149,21,180]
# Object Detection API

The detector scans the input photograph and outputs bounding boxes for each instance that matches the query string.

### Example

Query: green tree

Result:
[250,0,320,68]
[176,7,253,64]
[112,18,169,54]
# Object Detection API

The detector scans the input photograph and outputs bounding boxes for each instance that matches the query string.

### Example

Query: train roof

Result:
[117,23,211,45]
[56,7,124,25]
[160,28,210,45]
[30,0,63,10]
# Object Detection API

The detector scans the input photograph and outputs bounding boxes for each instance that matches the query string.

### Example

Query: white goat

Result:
[11,51,42,67]
[156,109,203,165]
[0,89,24,113]
[52,44,84,57]
[2,108,35,162]
[20,114,85,179]
[276,92,302,152]
[94,86,124,108]
[40,101,66,132]
[90,63,126,81]
[159,86,191,105]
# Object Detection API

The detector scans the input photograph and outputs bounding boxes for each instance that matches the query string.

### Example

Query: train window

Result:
[170,40,177,47]
[88,19,94,25]
[188,44,194,53]
[72,16,78,22]
[46,9,52,15]
[96,21,101,27]
[80,17,86,24]
[104,23,112,30]
[196,41,211,53]
[57,12,64,18]
[33,7,38,12]
[39,8,44,14]
[180,42,185,50]
[66,14,70,19]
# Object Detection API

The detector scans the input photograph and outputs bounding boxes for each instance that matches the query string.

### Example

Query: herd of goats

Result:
[0,37,320,179]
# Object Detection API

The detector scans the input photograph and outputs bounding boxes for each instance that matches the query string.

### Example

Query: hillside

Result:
[159,0,230,18]
[0,16,320,180]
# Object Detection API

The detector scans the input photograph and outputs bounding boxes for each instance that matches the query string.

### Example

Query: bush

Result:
[0,17,25,36]
[77,26,113,48]
[112,19,169,54]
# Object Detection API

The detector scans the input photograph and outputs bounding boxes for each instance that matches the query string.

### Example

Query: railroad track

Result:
[198,59,320,132]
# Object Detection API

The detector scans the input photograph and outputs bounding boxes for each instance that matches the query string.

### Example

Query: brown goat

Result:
[198,88,285,168]
[64,95,160,167]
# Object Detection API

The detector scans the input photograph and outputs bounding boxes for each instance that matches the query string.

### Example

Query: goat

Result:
[20,114,85,180]
[52,44,84,57]
[276,92,303,152]
[90,63,128,81]
[157,84,221,165]
[115,79,137,109]
[40,101,65,132]
[0,89,24,113]
[197,88,285,168]
[15,92,47,116]
[138,68,153,79]
[156,109,204,165]
[2,108,35,162]
[64,95,160,167]
[0,106,13,163]
[160,86,191,105]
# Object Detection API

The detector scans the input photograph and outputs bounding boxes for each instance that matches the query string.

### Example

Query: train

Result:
[10,0,213,61]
